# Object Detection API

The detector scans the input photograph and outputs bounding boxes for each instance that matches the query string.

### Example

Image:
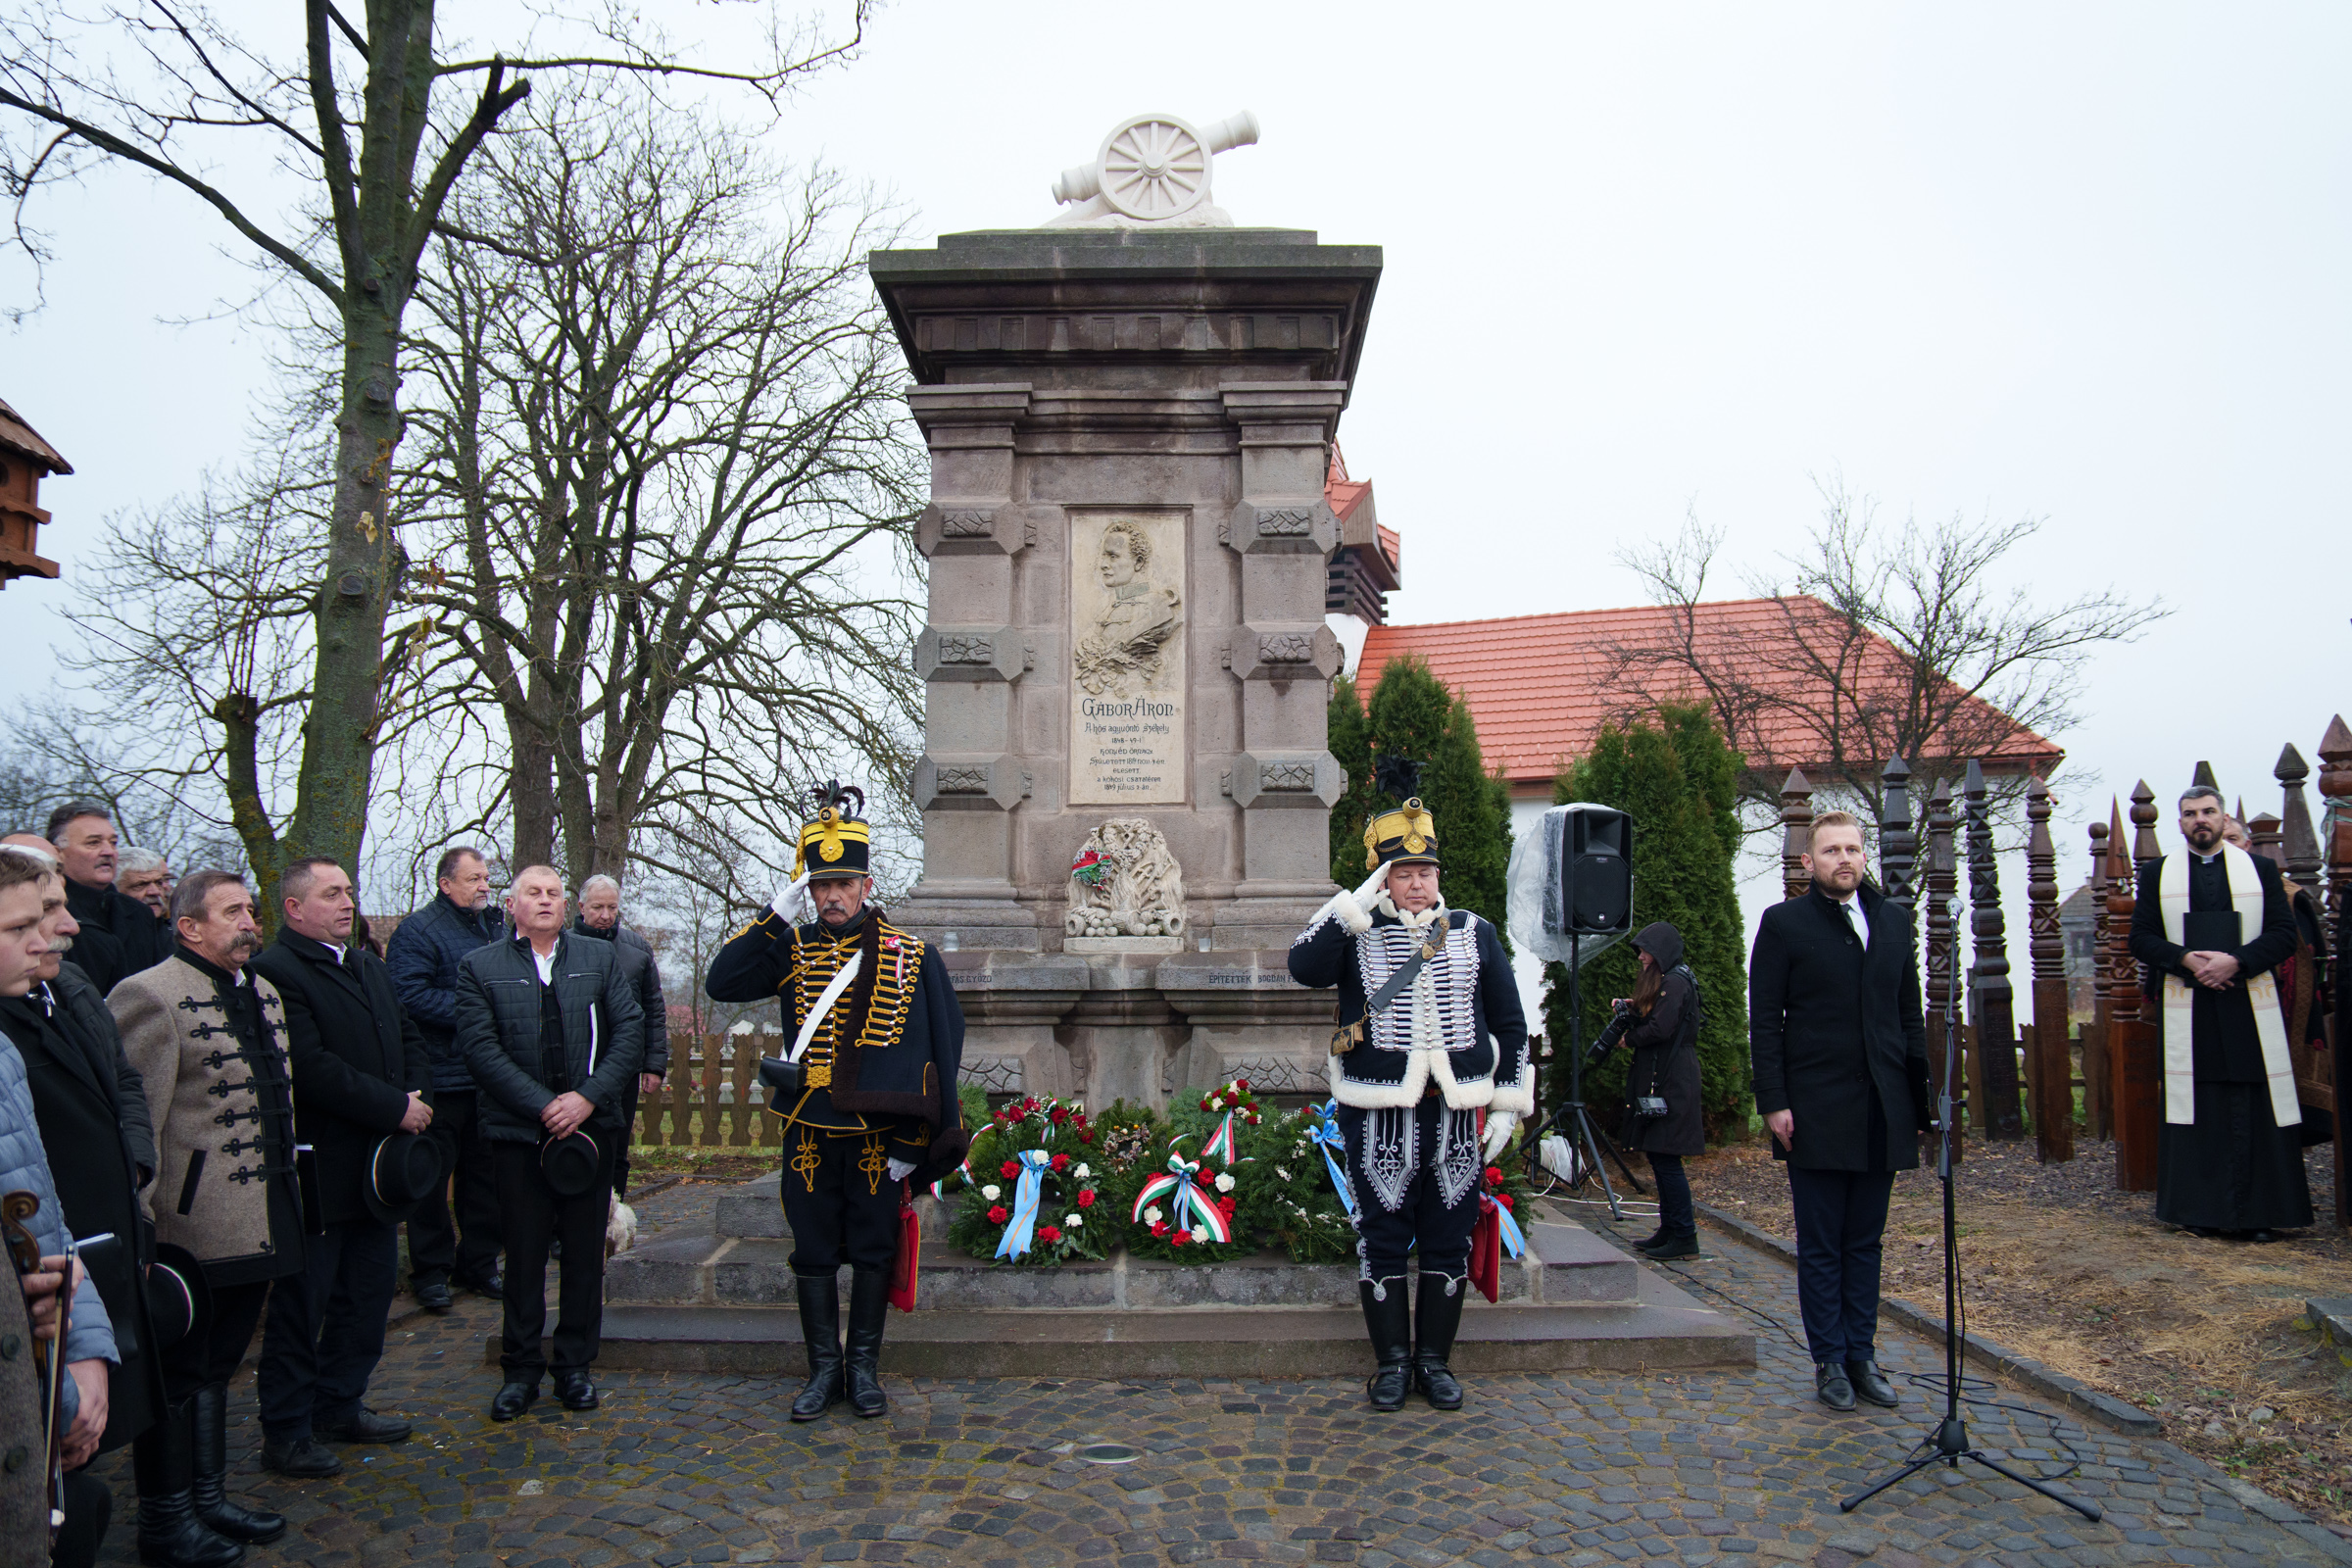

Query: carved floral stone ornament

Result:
[1048,112,1259,229]
[1064,819,1188,939]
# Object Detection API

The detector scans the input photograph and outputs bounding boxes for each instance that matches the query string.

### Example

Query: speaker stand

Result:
[1553,931,1647,1219]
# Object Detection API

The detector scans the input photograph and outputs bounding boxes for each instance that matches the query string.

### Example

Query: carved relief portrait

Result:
[1072,515,1183,699]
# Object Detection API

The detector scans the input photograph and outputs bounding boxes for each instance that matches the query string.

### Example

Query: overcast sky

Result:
[6,2,2347,925]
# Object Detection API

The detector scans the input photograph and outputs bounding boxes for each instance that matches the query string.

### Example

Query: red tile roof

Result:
[0,397,71,474]
[1356,597,2062,788]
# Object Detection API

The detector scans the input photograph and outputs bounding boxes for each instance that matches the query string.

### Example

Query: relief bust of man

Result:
[1074,519,1181,698]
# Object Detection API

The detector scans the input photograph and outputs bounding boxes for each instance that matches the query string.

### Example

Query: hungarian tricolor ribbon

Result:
[1308,1102,1355,1216]
[1200,1110,1238,1164]
[930,1157,970,1202]
[1130,1147,1232,1243]
[993,1148,1054,1260]
[1483,1192,1527,1258]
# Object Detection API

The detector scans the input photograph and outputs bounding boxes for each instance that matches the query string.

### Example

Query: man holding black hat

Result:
[1288,780,1533,1412]
[706,783,969,1423]
[457,865,643,1422]
[250,857,436,1477]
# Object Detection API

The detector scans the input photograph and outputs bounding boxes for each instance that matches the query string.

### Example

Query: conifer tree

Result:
[1542,702,1750,1142]
[1327,656,1513,939]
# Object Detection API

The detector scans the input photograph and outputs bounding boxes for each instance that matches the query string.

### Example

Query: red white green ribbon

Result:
[1200,1110,1238,1163]
[1131,1149,1231,1243]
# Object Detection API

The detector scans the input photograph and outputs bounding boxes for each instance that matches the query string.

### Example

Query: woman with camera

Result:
[1592,921,1705,1259]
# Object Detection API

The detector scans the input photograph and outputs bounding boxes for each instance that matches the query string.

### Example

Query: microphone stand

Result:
[1840,895,2099,1521]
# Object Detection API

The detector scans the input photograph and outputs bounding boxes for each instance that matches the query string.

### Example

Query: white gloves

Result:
[886,1157,918,1184]
[1481,1110,1518,1163]
[771,871,813,925]
[1312,861,1392,935]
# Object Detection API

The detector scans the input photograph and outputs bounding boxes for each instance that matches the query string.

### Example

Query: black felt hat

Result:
[363,1132,446,1225]
[143,1243,212,1352]
[539,1130,604,1199]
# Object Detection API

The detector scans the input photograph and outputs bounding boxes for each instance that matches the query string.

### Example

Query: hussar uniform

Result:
[705,786,968,1421]
[1288,794,1532,1410]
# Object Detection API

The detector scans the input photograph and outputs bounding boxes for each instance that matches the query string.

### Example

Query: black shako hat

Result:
[793,779,871,880]
[539,1130,604,1199]
[1361,754,1440,871]
[144,1242,212,1352]
[363,1132,446,1225]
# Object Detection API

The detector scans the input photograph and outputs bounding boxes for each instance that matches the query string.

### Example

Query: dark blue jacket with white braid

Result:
[1288,898,1534,1114]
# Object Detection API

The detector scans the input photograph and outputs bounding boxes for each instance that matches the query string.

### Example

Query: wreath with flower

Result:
[1069,848,1110,888]
[1117,1129,1256,1263]
[1237,1102,1358,1264]
[946,1096,1108,1265]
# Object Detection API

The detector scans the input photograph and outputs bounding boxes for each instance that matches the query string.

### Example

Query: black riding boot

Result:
[190,1383,284,1544]
[1359,1279,1413,1410]
[133,1401,245,1567]
[844,1268,889,1419]
[1412,1271,1467,1410]
[790,1273,845,1420]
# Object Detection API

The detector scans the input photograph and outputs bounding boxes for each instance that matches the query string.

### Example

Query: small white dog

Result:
[605,1198,639,1257]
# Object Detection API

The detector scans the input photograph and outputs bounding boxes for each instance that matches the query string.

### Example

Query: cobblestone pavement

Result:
[79,1194,2352,1568]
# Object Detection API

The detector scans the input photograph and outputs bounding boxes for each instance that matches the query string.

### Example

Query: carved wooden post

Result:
[2320,716,2352,1228]
[2280,743,2324,887]
[1924,779,1962,1156]
[2250,811,2284,864]
[1780,768,1815,901]
[2084,816,2113,1141]
[1963,760,2024,1139]
[1879,756,1916,905]
[2026,776,2073,1161]
[2112,782,2164,1191]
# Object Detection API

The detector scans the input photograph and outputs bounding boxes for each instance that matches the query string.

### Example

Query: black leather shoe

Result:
[458,1271,504,1299]
[413,1278,454,1312]
[1631,1227,1665,1250]
[1845,1359,1900,1408]
[1639,1233,1699,1260]
[555,1372,599,1411]
[135,1398,249,1566]
[1359,1280,1412,1411]
[319,1407,413,1444]
[258,1436,344,1479]
[489,1382,538,1422]
[791,1274,845,1421]
[1815,1363,1857,1412]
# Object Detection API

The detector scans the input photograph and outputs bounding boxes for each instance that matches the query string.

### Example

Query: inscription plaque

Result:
[1070,511,1186,805]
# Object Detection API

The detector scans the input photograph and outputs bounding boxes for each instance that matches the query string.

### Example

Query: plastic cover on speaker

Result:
[1506,805,1632,967]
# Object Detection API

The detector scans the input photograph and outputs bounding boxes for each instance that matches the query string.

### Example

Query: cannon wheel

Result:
[1094,114,1211,221]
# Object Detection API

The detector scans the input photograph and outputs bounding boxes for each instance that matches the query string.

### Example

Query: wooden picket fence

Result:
[635,1030,789,1150]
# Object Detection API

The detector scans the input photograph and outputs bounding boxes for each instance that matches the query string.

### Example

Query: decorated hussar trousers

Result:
[779,1125,904,1275]
[1337,1094,1482,1298]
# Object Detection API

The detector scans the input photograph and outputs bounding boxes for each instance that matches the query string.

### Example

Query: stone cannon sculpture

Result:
[1048,111,1260,228]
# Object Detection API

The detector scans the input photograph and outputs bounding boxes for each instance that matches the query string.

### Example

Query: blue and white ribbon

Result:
[994,1148,1053,1260]
[1308,1102,1355,1216]
[1488,1192,1527,1259]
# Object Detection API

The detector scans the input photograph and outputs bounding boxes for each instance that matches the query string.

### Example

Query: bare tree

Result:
[1610,477,2170,824]
[394,89,923,888]
[0,0,868,879]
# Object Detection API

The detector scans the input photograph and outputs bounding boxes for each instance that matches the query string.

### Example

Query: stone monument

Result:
[870,113,1384,1107]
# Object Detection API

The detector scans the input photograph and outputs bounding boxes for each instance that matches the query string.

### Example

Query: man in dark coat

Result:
[385,846,509,1309]
[1748,810,1930,1414]
[2129,784,2310,1239]
[575,873,668,1199]
[458,865,643,1422]
[46,802,170,990]
[0,844,163,1461]
[251,857,437,1478]
[706,784,969,1423]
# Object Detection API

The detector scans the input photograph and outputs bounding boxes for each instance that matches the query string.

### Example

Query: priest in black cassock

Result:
[2129,783,2312,1241]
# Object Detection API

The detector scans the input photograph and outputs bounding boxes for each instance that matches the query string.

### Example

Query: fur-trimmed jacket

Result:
[111,953,305,1284]
[1288,898,1535,1114]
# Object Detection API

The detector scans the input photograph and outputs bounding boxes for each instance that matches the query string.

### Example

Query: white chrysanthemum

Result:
[1191,1226,1211,1244]
[1074,1163,1092,1181]
[1144,1205,1163,1225]
[1064,1212,1083,1228]
[1274,1167,1293,1182]
[1214,1171,1236,1193]
[981,1185,1002,1201]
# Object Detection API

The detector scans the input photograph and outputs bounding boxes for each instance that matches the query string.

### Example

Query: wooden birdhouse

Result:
[0,396,71,588]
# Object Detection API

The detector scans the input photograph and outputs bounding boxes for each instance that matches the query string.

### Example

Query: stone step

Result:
[514,1271,1751,1377]
[608,1220,1638,1310]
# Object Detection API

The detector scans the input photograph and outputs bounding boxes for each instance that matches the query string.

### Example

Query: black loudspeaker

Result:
[1552,806,1633,935]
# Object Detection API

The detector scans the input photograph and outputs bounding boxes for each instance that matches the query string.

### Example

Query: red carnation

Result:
[1001,1159,1020,1179]
[1246,1111,1260,1125]
[1224,1091,1242,1106]
[1217,1196,1236,1216]
[1051,1152,1071,1172]
[1200,1098,1213,1112]
[1484,1165,1504,1187]
[1051,1106,1069,1124]
[1236,1078,1250,1092]
[1038,1225,1062,1245]
[1077,1189,1096,1207]
[1079,1130,1094,1144]
[1495,1194,1514,1210]
[1169,1229,1191,1248]
[1150,1219,1169,1237]
[987,1204,1009,1224]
